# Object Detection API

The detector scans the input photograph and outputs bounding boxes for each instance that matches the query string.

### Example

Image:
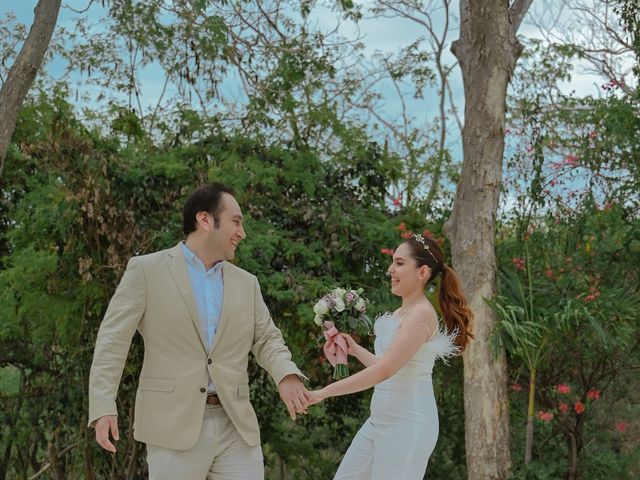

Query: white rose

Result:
[313,299,330,316]
[334,297,346,312]
[313,314,324,326]
[355,298,366,312]
[333,287,346,298]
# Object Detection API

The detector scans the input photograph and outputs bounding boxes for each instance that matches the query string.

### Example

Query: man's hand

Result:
[95,415,119,453]
[277,374,309,420]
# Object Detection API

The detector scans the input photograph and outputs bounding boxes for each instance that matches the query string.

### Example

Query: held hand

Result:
[95,415,119,453]
[305,388,329,406]
[277,374,309,420]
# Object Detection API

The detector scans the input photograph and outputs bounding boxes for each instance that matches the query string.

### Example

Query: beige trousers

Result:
[146,404,264,480]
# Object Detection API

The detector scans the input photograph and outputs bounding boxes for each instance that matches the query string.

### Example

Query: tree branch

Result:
[0,0,62,175]
[509,0,534,34]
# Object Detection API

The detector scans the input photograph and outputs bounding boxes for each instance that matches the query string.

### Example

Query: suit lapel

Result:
[165,244,208,353]
[210,262,237,355]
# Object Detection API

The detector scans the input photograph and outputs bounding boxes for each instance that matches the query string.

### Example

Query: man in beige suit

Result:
[88,183,308,479]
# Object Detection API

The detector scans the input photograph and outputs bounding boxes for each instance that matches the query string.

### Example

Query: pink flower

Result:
[574,402,586,414]
[392,196,402,207]
[559,403,569,413]
[556,384,571,394]
[537,411,554,422]
[397,222,407,232]
[545,269,554,279]
[584,294,596,302]
[422,229,432,238]
[586,389,600,400]
[380,248,394,256]
[564,154,580,167]
[616,422,628,432]
[511,383,522,392]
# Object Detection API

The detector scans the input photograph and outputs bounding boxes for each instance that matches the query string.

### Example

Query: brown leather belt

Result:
[206,393,221,406]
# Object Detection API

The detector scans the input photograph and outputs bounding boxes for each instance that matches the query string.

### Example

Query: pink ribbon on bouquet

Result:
[323,321,348,367]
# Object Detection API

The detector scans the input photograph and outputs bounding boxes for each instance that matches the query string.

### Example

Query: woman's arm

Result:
[342,333,378,367]
[309,307,436,403]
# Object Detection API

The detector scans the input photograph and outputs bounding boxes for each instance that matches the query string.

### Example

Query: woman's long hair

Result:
[402,235,474,350]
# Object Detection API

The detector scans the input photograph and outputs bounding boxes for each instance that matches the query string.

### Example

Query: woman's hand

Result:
[305,388,329,406]
[339,333,360,355]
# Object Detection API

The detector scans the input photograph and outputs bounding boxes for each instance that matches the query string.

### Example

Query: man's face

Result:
[207,193,246,261]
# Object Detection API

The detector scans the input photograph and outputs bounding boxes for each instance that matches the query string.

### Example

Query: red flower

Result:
[537,411,554,422]
[380,248,394,256]
[586,389,600,400]
[512,258,526,271]
[556,384,571,394]
[545,269,554,279]
[511,383,522,392]
[422,229,432,238]
[574,402,586,414]
[392,196,402,207]
[397,222,407,232]
[559,403,568,413]
[616,422,628,432]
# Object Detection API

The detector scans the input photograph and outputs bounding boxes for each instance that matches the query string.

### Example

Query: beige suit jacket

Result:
[88,244,304,450]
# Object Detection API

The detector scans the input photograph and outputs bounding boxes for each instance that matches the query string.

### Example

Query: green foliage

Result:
[497,198,640,478]
[0,90,410,478]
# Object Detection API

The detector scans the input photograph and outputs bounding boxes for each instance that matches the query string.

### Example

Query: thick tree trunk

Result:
[0,0,61,175]
[444,1,532,478]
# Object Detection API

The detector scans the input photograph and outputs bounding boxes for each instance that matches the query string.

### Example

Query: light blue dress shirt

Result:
[180,242,223,392]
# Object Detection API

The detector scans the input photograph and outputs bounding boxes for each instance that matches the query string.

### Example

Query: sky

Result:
[1,0,633,213]
[2,0,615,118]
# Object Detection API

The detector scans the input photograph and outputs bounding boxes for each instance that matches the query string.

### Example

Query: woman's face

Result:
[387,242,428,296]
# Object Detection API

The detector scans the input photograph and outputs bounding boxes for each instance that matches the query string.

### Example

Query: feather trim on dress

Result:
[426,323,462,364]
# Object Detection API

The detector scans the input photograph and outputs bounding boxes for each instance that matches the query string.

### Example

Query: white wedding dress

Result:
[334,312,459,480]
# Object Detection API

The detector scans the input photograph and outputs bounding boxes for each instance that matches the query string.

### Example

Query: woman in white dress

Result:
[307,233,473,479]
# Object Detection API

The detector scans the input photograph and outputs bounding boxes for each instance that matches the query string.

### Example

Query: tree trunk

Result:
[444,1,532,478]
[568,432,578,480]
[525,368,536,464]
[0,0,62,175]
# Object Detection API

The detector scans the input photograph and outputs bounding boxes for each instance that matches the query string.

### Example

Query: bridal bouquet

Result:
[313,287,373,379]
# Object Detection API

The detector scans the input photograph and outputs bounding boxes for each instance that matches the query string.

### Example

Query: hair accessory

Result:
[412,233,439,263]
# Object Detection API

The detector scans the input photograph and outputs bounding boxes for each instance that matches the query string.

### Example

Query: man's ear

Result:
[196,211,211,231]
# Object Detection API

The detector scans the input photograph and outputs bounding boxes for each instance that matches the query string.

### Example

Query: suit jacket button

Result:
[207,359,212,365]
[200,387,206,393]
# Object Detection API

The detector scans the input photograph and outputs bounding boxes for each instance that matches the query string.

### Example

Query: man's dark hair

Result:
[182,183,235,236]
